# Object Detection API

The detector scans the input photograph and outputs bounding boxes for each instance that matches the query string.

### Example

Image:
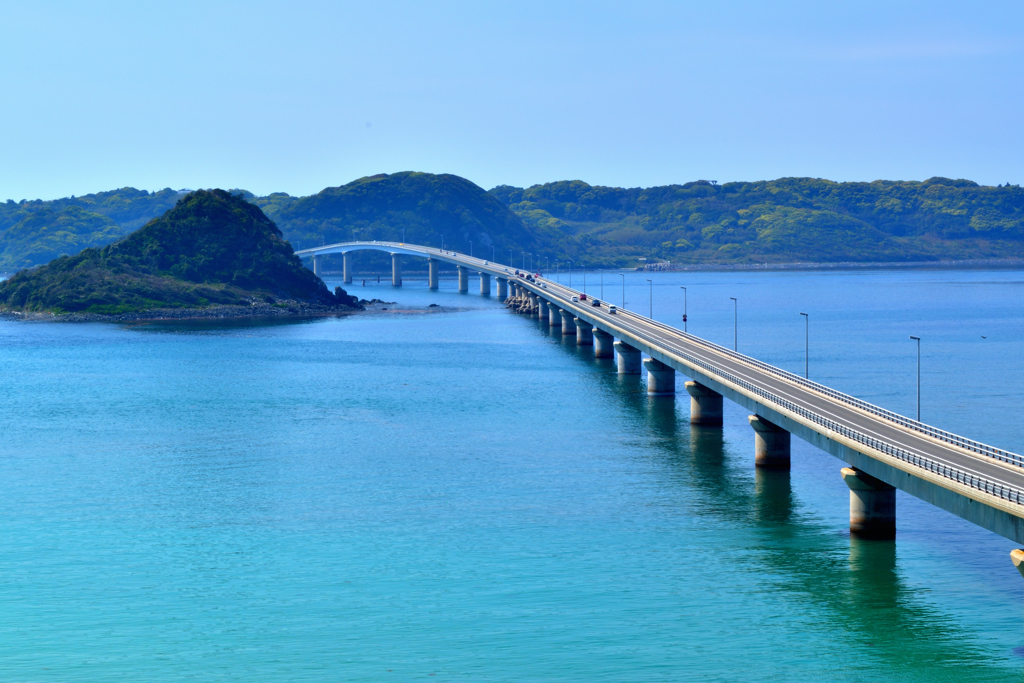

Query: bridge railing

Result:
[585,291,1024,471]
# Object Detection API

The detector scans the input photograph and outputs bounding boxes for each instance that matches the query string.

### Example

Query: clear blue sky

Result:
[2,1,1021,200]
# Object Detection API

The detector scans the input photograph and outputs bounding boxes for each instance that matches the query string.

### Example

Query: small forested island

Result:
[0,189,361,320]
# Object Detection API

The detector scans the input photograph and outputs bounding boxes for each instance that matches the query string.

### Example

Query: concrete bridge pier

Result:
[841,467,896,540]
[497,277,507,300]
[1011,551,1024,578]
[457,266,469,293]
[593,329,614,358]
[685,381,724,425]
[391,253,402,286]
[575,319,593,346]
[343,253,352,284]
[559,309,577,335]
[313,254,322,277]
[614,341,642,374]
[427,258,439,289]
[643,358,676,395]
[748,415,791,469]
[480,272,491,296]
[537,298,548,323]
[549,305,562,327]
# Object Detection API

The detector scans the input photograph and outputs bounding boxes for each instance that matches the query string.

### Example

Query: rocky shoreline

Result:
[0,299,395,323]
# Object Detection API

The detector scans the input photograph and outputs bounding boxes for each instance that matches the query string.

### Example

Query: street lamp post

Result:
[730,297,738,351]
[529,253,532,271]
[582,263,586,293]
[800,312,808,378]
[647,279,653,318]
[567,260,574,288]
[680,286,687,333]
[910,336,921,421]
[470,241,473,257]
[600,270,604,300]
[492,246,496,262]
[509,249,513,265]
[619,273,625,308]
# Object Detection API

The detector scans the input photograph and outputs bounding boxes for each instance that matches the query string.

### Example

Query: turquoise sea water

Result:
[2,268,1024,681]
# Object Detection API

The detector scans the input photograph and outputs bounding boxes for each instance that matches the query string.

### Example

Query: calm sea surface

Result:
[3,268,1024,681]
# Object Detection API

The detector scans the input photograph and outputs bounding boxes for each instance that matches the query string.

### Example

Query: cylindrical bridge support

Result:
[559,309,577,335]
[575,319,593,346]
[749,415,791,469]
[391,253,402,286]
[427,258,439,290]
[313,254,322,277]
[497,277,508,300]
[343,253,352,284]
[841,467,896,540]
[549,305,562,327]
[593,329,614,358]
[457,266,469,293]
[614,341,641,374]
[480,272,491,296]
[643,358,675,395]
[685,381,723,425]
[537,298,549,323]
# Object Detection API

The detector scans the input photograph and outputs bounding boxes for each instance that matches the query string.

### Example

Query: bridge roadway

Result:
[296,241,1024,550]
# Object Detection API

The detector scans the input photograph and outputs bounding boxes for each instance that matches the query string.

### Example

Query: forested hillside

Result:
[252,172,536,258]
[489,177,1024,266]
[4,175,1024,273]
[0,188,186,270]
[0,190,358,314]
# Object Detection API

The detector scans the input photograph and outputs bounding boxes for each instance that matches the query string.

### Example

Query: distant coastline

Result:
[639,257,1024,273]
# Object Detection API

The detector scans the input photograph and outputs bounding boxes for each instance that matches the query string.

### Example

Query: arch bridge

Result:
[296,241,1024,572]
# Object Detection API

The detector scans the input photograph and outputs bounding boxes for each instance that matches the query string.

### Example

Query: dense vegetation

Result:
[0,187,186,270]
[252,172,537,269]
[5,174,1024,274]
[0,190,359,314]
[489,178,1024,266]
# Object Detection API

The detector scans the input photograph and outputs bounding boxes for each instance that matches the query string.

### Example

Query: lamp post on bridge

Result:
[600,270,603,299]
[470,241,473,257]
[680,286,687,333]
[647,279,653,318]
[509,248,513,265]
[582,262,586,293]
[567,259,573,288]
[528,253,532,271]
[492,246,496,262]
[910,336,921,421]
[800,312,809,378]
[730,297,738,351]
[619,273,625,308]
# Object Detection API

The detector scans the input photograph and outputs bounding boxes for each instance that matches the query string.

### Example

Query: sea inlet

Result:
[1,268,1023,681]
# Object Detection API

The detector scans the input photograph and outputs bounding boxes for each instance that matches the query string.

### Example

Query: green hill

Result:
[5,175,1024,273]
[253,172,538,260]
[489,177,1024,266]
[0,189,359,315]
[0,187,187,271]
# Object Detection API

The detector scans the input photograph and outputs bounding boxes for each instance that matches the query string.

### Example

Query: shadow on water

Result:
[121,315,331,334]
[526,315,1015,677]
